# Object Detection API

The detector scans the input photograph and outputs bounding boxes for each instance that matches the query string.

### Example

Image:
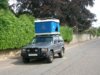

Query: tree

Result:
[10,0,96,32]
[86,27,98,40]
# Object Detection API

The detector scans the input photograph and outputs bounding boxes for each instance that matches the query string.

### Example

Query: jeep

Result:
[21,35,65,63]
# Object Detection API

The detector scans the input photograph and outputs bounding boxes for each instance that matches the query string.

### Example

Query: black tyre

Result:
[58,48,64,58]
[47,51,54,63]
[22,57,30,63]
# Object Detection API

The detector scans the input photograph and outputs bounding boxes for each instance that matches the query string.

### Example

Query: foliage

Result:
[0,0,8,9]
[61,26,73,43]
[0,10,34,50]
[97,27,100,36]
[12,0,96,32]
[86,27,97,37]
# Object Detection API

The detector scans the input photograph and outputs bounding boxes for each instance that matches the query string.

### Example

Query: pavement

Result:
[0,38,100,75]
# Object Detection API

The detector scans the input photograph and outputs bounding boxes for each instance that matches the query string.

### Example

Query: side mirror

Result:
[32,39,36,44]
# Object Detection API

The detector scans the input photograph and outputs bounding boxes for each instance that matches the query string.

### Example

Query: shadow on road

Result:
[11,55,60,66]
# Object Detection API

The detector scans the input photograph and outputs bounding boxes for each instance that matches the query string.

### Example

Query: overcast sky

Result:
[88,0,100,28]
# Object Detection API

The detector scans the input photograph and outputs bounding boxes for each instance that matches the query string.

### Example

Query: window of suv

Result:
[34,37,53,43]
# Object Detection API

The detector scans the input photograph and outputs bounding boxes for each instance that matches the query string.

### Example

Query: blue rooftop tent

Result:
[35,19,60,35]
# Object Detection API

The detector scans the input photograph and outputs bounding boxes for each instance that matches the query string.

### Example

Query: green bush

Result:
[60,26,73,43]
[0,0,8,9]
[86,27,97,37]
[0,10,34,50]
[97,27,100,36]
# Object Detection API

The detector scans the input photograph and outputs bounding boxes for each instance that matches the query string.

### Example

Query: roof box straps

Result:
[34,19,60,35]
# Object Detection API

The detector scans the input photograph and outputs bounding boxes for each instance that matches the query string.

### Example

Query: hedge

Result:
[0,10,34,50]
[60,26,73,43]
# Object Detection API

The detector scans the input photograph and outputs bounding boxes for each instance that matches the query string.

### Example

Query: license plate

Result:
[28,54,37,56]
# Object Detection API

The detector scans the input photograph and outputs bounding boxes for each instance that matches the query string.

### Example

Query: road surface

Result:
[0,38,100,75]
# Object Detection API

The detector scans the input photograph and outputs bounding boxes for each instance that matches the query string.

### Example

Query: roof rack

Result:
[35,32,60,36]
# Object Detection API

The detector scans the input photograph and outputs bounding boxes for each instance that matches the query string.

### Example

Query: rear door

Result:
[53,36,62,53]
[53,36,59,53]
[58,36,64,51]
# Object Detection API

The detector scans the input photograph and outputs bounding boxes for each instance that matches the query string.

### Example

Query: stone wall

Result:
[70,34,95,44]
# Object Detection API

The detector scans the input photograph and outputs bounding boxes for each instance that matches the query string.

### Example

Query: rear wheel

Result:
[58,48,64,58]
[47,51,54,63]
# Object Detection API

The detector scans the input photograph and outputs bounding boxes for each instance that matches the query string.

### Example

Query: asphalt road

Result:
[0,38,100,75]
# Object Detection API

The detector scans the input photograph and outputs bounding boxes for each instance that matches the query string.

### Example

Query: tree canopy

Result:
[12,0,96,32]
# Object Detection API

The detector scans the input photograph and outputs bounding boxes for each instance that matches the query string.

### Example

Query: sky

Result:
[88,0,100,28]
